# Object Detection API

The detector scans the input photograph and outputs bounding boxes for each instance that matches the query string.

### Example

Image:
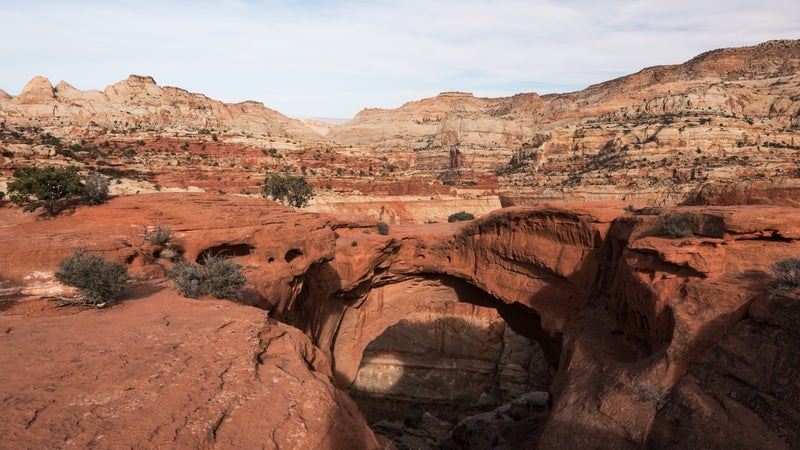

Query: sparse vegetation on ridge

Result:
[141,223,173,246]
[377,222,390,235]
[635,383,669,408]
[83,172,110,205]
[448,211,475,223]
[656,212,695,238]
[7,166,114,216]
[771,257,800,288]
[261,171,314,208]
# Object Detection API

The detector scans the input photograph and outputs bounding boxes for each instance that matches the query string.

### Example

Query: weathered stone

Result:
[0,291,378,449]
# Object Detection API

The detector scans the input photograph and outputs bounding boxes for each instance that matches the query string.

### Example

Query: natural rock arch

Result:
[273,206,616,434]
[338,275,553,424]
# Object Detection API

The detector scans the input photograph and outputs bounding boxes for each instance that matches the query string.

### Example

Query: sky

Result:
[0,0,798,119]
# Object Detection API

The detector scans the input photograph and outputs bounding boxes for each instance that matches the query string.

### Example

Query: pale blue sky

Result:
[1,0,797,118]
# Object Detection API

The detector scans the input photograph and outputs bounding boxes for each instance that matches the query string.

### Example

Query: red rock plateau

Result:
[1,40,800,449]
[2,195,799,448]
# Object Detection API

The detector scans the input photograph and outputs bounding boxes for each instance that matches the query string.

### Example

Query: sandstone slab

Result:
[0,288,378,449]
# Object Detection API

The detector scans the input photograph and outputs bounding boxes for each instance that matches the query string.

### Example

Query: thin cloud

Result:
[0,0,797,117]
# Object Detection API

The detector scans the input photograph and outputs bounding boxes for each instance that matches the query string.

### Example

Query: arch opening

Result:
[328,274,555,445]
[284,248,303,263]
[195,243,255,264]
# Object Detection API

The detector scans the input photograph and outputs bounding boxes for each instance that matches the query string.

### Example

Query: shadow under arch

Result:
[327,274,555,426]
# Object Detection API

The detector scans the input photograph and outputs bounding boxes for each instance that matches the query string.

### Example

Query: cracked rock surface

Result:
[0,286,378,449]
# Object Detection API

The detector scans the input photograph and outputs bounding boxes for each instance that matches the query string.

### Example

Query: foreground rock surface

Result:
[0,289,378,449]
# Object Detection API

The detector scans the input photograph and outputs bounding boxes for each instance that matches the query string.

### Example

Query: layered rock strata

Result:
[2,41,799,221]
[0,75,321,140]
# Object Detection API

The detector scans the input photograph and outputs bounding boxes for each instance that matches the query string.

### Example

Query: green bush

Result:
[40,133,62,147]
[83,172,110,205]
[55,250,129,306]
[657,212,695,238]
[261,172,314,208]
[8,165,84,217]
[377,222,390,235]
[448,211,475,223]
[169,255,246,300]
[771,258,800,287]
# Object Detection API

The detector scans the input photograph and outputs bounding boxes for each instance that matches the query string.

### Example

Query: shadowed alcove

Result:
[317,274,555,438]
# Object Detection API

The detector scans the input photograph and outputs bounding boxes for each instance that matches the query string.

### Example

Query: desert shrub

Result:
[55,250,129,306]
[169,260,207,298]
[0,191,5,200]
[635,383,668,408]
[141,223,173,245]
[8,165,84,217]
[83,172,110,205]
[771,258,800,287]
[377,221,390,235]
[261,172,314,208]
[203,255,247,299]
[657,212,694,238]
[448,211,475,222]
[158,247,181,261]
[169,255,246,300]
[40,133,62,147]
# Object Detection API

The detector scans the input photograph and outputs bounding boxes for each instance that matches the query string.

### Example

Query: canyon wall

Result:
[330,40,800,205]
[2,194,800,447]
[275,202,800,448]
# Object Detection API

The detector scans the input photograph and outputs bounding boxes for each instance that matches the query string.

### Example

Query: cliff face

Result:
[331,40,800,205]
[276,202,800,448]
[2,41,799,224]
